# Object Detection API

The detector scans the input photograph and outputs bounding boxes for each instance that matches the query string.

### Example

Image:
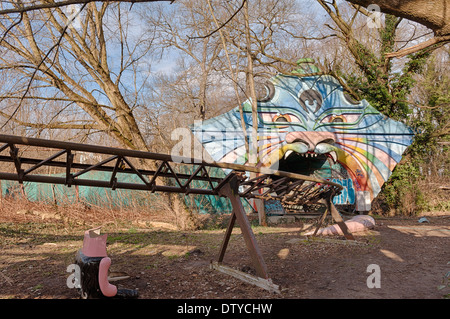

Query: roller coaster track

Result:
[0,134,353,293]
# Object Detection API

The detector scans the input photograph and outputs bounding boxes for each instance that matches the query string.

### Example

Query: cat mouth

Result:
[268,142,339,176]
[282,149,337,164]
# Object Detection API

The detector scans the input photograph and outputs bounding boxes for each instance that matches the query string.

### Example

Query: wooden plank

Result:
[210,262,280,294]
[286,237,369,246]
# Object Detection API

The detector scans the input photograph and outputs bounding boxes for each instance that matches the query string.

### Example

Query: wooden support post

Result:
[217,212,236,263]
[255,198,267,226]
[313,208,328,237]
[214,173,281,293]
[325,195,355,240]
[217,174,269,279]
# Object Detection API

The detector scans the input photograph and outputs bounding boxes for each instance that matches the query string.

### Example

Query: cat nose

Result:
[285,131,335,151]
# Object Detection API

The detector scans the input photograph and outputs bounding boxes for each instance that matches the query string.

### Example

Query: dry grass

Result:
[0,196,172,230]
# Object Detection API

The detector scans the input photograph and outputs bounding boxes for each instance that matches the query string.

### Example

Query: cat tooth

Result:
[330,151,337,163]
[284,150,293,158]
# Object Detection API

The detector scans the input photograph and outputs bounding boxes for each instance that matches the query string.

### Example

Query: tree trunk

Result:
[244,0,267,226]
[346,0,450,36]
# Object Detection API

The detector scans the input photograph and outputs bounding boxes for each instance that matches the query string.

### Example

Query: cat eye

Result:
[273,114,291,123]
[317,113,362,128]
[329,115,346,123]
[275,116,289,122]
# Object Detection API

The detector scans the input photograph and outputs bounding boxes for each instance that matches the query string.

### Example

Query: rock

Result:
[16,209,31,215]
[132,220,149,227]
[32,210,61,220]
[148,221,178,230]
[267,215,296,225]
[188,248,204,256]
[418,217,429,223]
[277,248,290,259]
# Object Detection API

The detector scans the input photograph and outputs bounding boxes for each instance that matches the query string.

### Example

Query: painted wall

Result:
[191,67,414,212]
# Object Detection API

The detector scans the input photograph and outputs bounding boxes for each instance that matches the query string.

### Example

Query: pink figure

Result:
[75,227,138,299]
[82,227,117,297]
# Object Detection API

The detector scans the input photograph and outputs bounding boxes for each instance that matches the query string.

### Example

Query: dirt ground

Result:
[0,202,449,300]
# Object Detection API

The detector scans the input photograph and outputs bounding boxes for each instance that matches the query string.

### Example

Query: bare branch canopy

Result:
[345,0,450,57]
[0,0,173,15]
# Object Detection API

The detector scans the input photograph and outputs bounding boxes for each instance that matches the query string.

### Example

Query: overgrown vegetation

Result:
[333,14,449,216]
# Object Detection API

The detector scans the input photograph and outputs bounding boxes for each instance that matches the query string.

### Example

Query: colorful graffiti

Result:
[331,178,355,205]
[190,62,414,212]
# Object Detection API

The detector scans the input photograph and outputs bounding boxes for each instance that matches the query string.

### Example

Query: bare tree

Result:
[144,0,225,121]
[0,1,152,150]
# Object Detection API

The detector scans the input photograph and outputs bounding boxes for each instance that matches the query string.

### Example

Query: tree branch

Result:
[0,109,100,130]
[188,0,246,40]
[0,1,174,15]
[385,35,450,58]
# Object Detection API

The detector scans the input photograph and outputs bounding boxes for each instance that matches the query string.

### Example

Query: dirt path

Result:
[0,213,449,299]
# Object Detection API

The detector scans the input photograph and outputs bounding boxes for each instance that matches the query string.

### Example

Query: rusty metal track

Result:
[0,134,348,293]
[0,134,342,203]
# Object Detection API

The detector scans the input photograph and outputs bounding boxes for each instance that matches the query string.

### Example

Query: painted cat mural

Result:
[190,64,414,213]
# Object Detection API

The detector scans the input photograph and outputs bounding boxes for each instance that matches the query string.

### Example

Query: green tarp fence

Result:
[179,165,254,215]
[0,168,254,215]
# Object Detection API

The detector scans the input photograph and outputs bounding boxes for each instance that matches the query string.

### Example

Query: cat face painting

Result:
[190,68,414,212]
